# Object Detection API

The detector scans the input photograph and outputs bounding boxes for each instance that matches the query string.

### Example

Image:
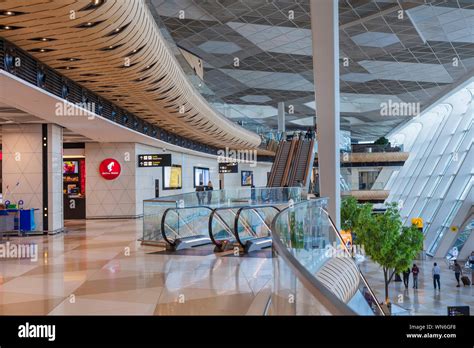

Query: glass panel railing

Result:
[235,206,280,246]
[143,187,304,244]
[270,199,384,316]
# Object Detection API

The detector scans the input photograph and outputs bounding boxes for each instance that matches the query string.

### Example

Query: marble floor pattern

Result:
[0,219,273,315]
[361,258,474,315]
[0,219,471,315]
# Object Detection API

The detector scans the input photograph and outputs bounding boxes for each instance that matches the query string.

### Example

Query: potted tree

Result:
[355,202,423,310]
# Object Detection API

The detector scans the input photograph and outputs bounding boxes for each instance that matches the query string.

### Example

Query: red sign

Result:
[99,158,121,180]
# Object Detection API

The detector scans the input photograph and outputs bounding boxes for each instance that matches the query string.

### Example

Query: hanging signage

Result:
[219,162,238,173]
[99,158,121,180]
[138,154,171,167]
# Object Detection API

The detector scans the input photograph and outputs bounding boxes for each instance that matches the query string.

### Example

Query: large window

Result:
[358,170,380,190]
[193,167,210,187]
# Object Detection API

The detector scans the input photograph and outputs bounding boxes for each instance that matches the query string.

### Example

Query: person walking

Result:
[412,264,420,289]
[195,181,205,205]
[432,262,441,290]
[453,260,462,287]
[205,181,213,205]
[402,268,410,289]
[469,251,474,285]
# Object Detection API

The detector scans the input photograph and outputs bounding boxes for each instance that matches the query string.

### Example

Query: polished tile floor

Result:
[0,219,272,315]
[361,258,474,315]
[0,219,471,315]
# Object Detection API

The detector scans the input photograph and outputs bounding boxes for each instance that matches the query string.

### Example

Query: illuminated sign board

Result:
[219,162,238,173]
[138,154,172,168]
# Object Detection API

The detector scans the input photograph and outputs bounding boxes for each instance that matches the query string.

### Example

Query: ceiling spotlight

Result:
[5,11,13,15]
[4,26,10,30]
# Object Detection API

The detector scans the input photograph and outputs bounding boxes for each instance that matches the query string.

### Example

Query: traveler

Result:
[453,260,462,287]
[195,182,205,205]
[469,251,474,284]
[205,181,213,205]
[402,268,410,289]
[250,184,256,202]
[412,264,419,289]
[432,262,441,290]
[282,184,289,201]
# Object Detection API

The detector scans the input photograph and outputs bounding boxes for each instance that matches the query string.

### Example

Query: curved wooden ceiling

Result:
[0,0,261,149]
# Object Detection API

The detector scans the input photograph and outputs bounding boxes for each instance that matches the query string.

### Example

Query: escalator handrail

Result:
[161,205,214,246]
[234,205,281,247]
[208,207,238,247]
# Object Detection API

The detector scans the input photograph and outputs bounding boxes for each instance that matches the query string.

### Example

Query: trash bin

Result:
[20,209,36,231]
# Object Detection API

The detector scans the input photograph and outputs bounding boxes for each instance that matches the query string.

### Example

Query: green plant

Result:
[341,196,362,231]
[374,136,390,146]
[355,202,423,304]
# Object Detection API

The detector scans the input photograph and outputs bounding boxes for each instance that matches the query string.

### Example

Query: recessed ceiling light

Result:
[75,20,104,28]
[1,10,25,16]
[79,0,105,12]
[29,48,55,53]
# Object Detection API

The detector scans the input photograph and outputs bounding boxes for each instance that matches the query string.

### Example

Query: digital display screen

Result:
[163,165,182,190]
[241,171,253,186]
[63,161,79,174]
[194,167,210,187]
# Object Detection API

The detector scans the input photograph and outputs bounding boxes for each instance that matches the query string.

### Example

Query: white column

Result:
[2,124,63,232]
[310,0,341,228]
[277,102,286,133]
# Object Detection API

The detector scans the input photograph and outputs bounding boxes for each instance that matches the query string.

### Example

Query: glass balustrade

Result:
[270,198,384,316]
[142,187,304,244]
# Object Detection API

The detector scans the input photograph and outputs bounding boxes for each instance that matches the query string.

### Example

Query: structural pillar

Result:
[277,102,285,133]
[310,0,341,229]
[2,124,63,233]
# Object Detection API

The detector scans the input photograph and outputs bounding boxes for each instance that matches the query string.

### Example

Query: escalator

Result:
[288,138,315,187]
[161,204,281,254]
[209,207,242,252]
[161,206,214,250]
[234,205,281,253]
[268,138,314,188]
[268,140,293,187]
